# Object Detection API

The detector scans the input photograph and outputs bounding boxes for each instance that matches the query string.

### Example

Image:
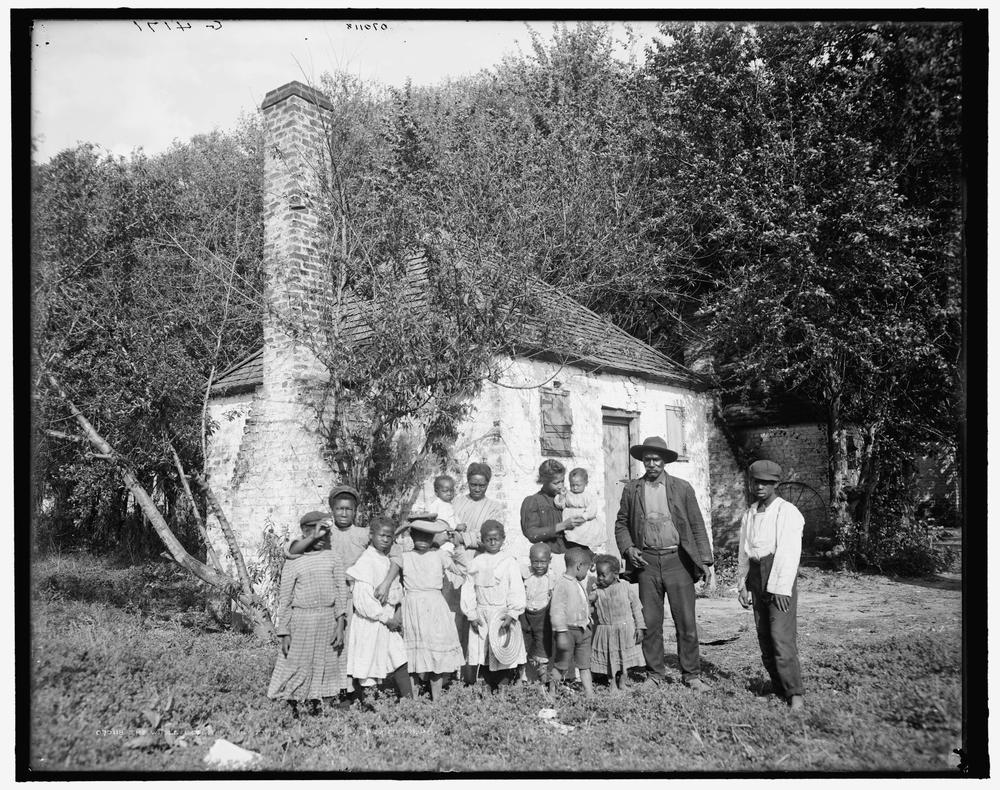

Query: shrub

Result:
[711,545,741,589]
[834,510,953,577]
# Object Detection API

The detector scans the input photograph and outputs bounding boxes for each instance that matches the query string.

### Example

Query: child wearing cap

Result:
[286,484,369,569]
[460,521,526,691]
[737,459,806,712]
[267,510,350,717]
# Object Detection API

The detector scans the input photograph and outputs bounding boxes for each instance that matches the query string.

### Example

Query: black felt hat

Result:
[628,436,679,464]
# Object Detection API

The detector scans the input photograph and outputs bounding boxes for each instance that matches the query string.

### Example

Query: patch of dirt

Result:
[693,571,962,647]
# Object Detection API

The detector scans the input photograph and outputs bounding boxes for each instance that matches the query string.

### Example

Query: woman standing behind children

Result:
[394,516,468,700]
[589,554,645,691]
[345,517,413,705]
[461,521,526,691]
[268,511,350,717]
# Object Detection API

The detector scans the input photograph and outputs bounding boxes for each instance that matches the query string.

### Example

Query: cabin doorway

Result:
[601,409,639,558]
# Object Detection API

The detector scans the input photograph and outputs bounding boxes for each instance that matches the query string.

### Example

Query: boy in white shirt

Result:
[737,460,805,712]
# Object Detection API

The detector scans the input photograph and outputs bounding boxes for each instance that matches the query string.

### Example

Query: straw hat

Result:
[397,511,448,536]
[488,611,525,666]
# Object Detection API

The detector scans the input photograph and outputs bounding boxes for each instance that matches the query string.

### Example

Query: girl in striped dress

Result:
[589,554,646,691]
[268,511,350,716]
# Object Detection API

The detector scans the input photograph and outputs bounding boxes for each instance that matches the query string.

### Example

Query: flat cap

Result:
[328,483,360,505]
[748,460,782,482]
[299,510,330,526]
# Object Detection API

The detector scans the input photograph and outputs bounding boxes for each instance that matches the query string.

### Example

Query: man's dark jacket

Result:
[614,472,714,579]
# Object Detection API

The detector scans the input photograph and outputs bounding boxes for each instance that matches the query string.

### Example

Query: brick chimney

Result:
[216,82,339,545]
[260,80,335,399]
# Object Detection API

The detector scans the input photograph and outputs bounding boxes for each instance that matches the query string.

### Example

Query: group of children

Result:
[267,468,644,714]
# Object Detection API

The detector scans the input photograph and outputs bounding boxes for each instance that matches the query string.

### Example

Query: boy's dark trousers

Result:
[746,556,803,697]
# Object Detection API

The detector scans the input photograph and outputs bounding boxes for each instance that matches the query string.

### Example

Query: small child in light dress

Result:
[589,554,645,691]
[461,520,526,691]
[393,518,467,701]
[345,517,413,705]
[268,511,350,717]
[520,542,557,684]
[430,475,462,536]
[554,468,605,553]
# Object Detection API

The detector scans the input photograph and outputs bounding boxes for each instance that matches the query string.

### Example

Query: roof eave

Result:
[509,347,709,391]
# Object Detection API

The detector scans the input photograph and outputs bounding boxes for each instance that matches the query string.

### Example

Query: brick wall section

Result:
[205,83,338,569]
[707,421,746,551]
[709,423,831,550]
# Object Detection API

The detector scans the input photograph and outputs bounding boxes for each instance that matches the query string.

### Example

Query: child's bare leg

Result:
[429,673,444,701]
[614,670,627,691]
[549,666,562,695]
[462,664,478,686]
[579,669,595,699]
[393,664,414,699]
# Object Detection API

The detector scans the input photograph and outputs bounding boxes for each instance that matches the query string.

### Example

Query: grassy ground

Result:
[28,553,963,774]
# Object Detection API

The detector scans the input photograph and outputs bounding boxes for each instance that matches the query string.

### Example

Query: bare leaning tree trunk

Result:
[46,373,277,643]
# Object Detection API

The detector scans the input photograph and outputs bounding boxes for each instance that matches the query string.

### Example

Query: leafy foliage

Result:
[283,25,662,517]
[32,22,962,556]
[642,22,962,532]
[33,124,265,555]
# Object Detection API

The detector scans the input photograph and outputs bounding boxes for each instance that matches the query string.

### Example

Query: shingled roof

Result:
[211,255,707,397]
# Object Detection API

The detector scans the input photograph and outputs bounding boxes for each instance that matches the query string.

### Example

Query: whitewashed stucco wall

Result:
[414,357,714,553]
[206,356,712,572]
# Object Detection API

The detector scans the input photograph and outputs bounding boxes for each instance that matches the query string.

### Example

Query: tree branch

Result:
[44,371,275,642]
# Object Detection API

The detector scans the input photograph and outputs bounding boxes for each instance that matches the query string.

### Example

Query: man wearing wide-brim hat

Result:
[614,436,715,690]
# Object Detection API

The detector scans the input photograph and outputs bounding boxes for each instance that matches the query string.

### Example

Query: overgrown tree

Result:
[643,22,961,540]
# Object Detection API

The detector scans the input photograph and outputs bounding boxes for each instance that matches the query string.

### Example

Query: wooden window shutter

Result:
[540,387,573,457]
[664,405,688,461]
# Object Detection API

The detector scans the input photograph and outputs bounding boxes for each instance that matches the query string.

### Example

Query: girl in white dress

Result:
[345,517,413,704]
[461,520,527,691]
[394,518,467,701]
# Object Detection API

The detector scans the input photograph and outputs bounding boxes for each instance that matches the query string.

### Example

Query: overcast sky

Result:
[30,18,658,163]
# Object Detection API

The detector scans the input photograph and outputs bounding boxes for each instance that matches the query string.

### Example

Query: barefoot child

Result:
[394,518,467,701]
[521,542,556,684]
[590,554,645,691]
[345,517,413,704]
[268,511,349,717]
[549,546,596,699]
[461,521,526,691]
